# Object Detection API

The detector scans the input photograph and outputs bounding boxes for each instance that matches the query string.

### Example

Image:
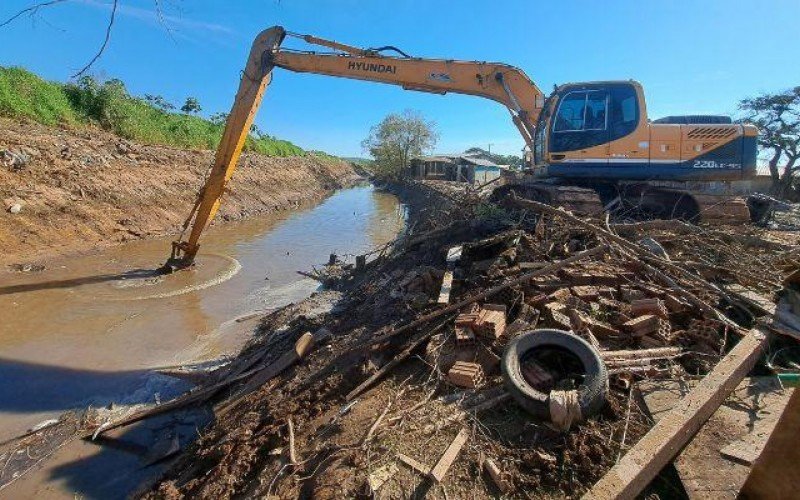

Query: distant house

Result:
[407,152,506,184]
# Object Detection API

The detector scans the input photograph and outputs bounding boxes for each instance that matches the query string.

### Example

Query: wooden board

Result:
[438,271,454,304]
[637,376,793,499]
[428,428,469,483]
[740,389,800,497]
[582,327,768,500]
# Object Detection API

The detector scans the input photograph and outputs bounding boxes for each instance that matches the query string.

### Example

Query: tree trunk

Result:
[780,156,799,199]
[769,147,783,193]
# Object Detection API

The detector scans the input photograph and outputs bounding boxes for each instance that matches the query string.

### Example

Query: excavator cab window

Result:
[550,89,610,152]
[548,82,639,154]
[608,84,639,140]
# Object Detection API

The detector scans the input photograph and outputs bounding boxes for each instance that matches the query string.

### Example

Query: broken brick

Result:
[447,361,486,389]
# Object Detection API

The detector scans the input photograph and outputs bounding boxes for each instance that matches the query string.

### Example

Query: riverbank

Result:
[0,118,359,265]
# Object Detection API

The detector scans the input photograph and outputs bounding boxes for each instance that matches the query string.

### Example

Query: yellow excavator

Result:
[163,26,758,271]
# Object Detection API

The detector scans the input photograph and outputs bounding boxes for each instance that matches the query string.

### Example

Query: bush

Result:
[0,66,306,157]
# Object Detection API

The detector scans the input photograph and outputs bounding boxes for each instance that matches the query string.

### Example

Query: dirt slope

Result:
[0,118,358,265]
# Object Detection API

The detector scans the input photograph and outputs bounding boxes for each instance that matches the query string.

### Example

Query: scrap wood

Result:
[397,452,431,475]
[358,245,609,352]
[638,376,793,499]
[346,318,451,401]
[428,427,469,483]
[287,418,298,465]
[739,388,800,499]
[437,270,454,304]
[87,332,315,438]
[484,458,513,494]
[582,326,769,500]
[367,463,399,493]
[508,194,740,326]
[234,331,315,397]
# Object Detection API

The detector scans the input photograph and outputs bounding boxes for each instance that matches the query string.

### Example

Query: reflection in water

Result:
[0,185,405,447]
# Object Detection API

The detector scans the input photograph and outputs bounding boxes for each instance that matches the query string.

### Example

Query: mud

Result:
[0,185,406,499]
[0,118,359,265]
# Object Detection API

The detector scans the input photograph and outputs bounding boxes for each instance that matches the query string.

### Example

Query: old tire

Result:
[502,329,608,420]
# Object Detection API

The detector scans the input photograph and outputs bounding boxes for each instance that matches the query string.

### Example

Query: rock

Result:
[116,142,132,154]
[1,149,29,171]
[8,203,22,214]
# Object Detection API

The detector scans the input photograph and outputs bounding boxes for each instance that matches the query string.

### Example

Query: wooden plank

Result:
[346,319,449,401]
[582,326,768,500]
[397,453,430,475]
[740,389,800,498]
[428,428,469,483]
[437,270,454,304]
[638,377,793,499]
[484,458,512,494]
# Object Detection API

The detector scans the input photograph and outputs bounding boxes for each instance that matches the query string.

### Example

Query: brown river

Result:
[0,184,405,498]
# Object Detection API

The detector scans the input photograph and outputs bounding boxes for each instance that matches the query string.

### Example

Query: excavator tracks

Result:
[492,179,752,224]
[491,183,605,217]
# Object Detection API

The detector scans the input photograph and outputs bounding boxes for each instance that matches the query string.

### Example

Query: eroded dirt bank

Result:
[0,118,359,265]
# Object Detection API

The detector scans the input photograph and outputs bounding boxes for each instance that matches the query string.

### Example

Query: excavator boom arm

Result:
[165,26,545,269]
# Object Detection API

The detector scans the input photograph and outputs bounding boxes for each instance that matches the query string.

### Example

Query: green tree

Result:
[361,109,438,179]
[739,87,800,196]
[144,94,175,112]
[209,112,228,126]
[181,96,202,115]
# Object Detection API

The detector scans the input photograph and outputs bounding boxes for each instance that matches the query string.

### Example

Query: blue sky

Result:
[1,0,798,157]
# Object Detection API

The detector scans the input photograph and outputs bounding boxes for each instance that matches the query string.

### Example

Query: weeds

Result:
[0,66,305,156]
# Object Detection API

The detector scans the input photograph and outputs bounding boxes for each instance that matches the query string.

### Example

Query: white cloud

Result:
[77,0,235,39]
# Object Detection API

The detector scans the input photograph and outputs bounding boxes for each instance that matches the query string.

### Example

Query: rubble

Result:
[4,179,797,498]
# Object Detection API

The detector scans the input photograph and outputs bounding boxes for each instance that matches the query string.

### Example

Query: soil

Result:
[0,118,359,266]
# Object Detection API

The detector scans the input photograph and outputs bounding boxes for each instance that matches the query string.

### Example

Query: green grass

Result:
[0,66,305,156]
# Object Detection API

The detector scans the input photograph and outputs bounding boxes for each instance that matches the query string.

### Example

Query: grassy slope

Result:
[0,66,304,156]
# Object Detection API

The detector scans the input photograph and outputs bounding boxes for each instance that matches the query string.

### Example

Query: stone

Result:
[8,203,22,214]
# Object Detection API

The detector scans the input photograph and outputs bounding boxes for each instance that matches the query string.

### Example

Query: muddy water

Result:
[0,184,405,498]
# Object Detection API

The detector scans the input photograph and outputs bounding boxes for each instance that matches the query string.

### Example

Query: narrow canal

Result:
[0,184,406,498]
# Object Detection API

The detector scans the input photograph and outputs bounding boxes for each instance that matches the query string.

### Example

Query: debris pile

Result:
[141,181,796,497]
[2,180,796,498]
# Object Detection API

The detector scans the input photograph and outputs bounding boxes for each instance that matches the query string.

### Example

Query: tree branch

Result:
[71,0,119,78]
[0,0,69,29]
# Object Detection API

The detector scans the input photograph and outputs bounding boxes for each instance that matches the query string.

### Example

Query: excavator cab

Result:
[533,80,758,182]
[534,81,642,167]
